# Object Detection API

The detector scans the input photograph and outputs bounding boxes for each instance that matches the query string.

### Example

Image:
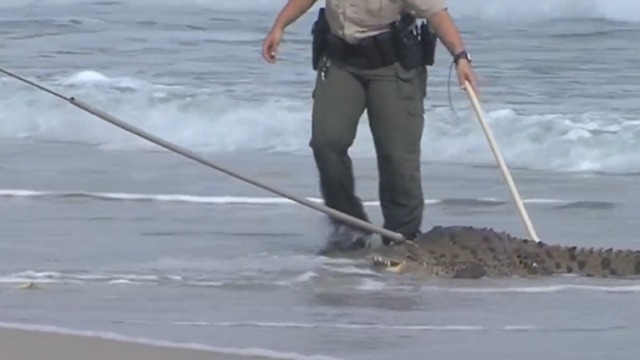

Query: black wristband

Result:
[453,50,471,65]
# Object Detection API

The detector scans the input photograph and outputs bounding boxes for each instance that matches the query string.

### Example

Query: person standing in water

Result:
[261,0,479,246]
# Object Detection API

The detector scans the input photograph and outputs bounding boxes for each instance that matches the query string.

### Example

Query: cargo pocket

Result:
[394,63,426,116]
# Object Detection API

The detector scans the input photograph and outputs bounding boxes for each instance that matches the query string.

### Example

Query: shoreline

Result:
[0,322,338,360]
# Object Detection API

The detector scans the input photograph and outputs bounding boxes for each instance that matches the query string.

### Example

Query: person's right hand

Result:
[262,27,284,63]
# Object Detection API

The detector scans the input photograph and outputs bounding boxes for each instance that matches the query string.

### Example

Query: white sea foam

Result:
[1,188,610,210]
[448,0,640,23]
[2,0,640,176]
[0,269,316,289]
[0,270,182,286]
[7,319,619,349]
[2,68,638,174]
[1,0,638,23]
[150,321,626,333]
[4,268,640,295]
[441,284,640,294]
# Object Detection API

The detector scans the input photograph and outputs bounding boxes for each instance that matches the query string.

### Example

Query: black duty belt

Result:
[311,8,436,71]
[326,31,399,70]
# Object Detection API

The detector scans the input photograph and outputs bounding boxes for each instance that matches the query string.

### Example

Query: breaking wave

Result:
[2,70,639,174]
[1,0,638,23]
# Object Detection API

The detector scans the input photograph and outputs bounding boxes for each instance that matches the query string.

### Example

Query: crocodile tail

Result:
[541,244,640,277]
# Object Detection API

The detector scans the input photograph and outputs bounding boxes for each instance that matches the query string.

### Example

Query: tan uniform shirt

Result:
[325,0,447,43]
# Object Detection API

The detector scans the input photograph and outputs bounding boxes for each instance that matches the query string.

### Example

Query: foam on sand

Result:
[0,322,341,360]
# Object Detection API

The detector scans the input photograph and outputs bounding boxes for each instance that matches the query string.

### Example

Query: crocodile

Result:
[320,225,640,279]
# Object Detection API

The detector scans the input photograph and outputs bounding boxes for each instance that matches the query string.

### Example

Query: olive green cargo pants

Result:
[309,57,427,242]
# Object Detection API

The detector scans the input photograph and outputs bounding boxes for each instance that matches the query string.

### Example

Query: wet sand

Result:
[0,326,275,360]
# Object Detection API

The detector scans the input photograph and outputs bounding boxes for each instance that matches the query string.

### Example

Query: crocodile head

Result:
[366,241,489,279]
[368,244,420,274]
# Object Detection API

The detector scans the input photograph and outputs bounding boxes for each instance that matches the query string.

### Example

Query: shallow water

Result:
[2,1,640,359]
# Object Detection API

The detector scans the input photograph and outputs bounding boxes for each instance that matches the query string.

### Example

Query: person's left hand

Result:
[456,60,478,94]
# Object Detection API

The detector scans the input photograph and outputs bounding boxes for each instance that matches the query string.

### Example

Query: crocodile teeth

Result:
[372,256,395,267]
[373,256,387,265]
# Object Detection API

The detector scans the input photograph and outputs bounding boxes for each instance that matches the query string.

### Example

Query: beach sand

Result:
[0,326,275,360]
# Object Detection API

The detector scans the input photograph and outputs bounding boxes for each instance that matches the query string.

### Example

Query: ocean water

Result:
[2,0,640,359]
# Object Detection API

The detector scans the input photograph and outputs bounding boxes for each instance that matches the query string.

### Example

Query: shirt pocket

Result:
[352,0,384,26]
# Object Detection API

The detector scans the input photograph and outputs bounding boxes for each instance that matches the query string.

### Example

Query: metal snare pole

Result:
[463,80,541,242]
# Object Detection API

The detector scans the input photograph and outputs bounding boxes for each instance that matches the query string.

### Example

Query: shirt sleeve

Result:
[403,0,447,19]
